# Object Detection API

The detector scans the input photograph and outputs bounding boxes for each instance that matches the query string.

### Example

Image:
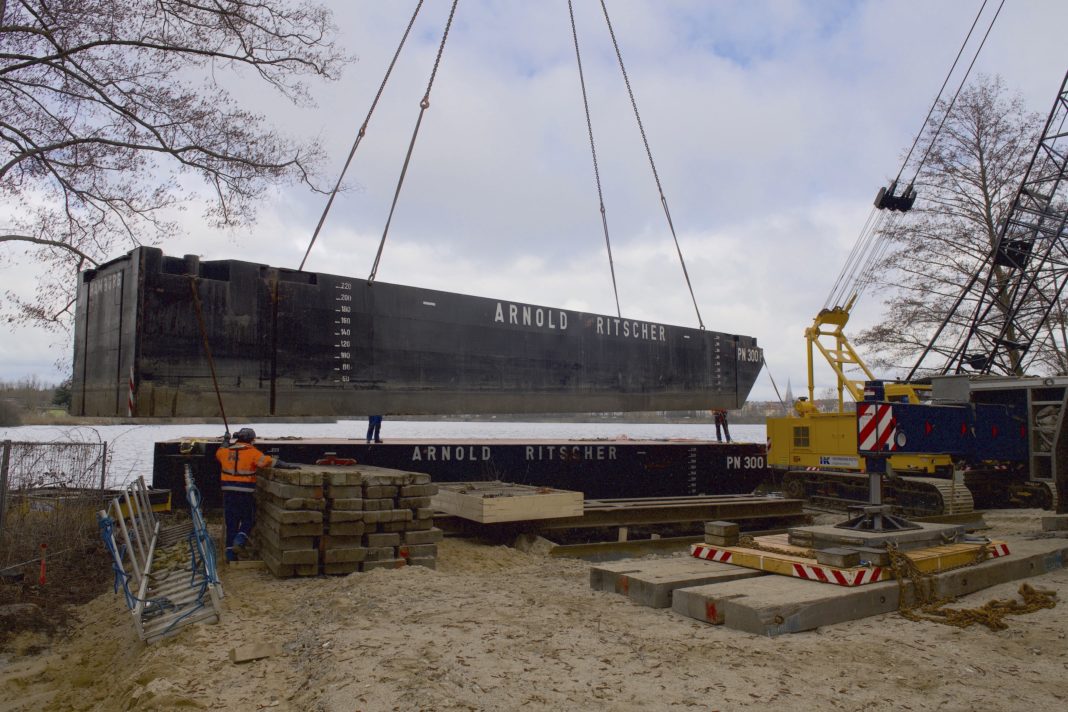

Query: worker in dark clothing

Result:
[367,415,383,444]
[215,428,298,561]
[713,409,731,443]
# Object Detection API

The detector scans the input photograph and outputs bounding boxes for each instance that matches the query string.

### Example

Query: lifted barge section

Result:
[153,438,770,510]
[72,247,763,418]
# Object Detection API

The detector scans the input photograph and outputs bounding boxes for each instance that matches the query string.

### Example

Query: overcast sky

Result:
[3,0,1067,403]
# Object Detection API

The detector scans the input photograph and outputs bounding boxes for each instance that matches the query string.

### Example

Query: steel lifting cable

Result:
[823,0,1003,310]
[893,0,994,186]
[298,0,426,272]
[568,0,621,318]
[905,0,1004,187]
[187,276,231,437]
[368,0,460,284]
[598,0,704,329]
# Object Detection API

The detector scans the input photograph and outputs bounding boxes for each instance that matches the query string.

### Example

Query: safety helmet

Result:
[234,427,256,443]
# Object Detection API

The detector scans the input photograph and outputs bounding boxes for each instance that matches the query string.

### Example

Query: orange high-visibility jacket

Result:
[216,442,275,493]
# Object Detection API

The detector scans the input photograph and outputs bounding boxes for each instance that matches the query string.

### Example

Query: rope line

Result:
[368,0,460,284]
[298,0,426,272]
[598,0,704,329]
[187,276,230,436]
[568,0,621,318]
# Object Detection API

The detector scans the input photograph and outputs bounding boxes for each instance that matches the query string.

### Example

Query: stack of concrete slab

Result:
[255,464,443,577]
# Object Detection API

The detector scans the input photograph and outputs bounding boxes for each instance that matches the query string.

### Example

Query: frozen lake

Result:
[0,420,767,488]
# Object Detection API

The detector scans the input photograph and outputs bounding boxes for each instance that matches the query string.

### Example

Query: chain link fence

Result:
[1,439,111,572]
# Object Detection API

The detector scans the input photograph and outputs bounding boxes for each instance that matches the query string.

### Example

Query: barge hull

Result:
[72,247,763,417]
[153,438,770,509]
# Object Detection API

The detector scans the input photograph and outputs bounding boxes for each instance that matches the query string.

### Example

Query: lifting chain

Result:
[887,541,1056,630]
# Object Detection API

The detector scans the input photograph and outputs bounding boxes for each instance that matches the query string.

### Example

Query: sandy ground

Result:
[1,510,1066,712]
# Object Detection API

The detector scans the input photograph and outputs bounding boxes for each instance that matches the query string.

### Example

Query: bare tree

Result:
[857,75,1052,374]
[0,0,351,330]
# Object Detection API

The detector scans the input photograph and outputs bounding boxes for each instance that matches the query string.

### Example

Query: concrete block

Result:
[229,642,283,664]
[360,470,410,486]
[672,537,1068,636]
[407,518,433,531]
[329,498,364,511]
[400,484,438,497]
[380,521,408,533]
[365,546,397,562]
[259,501,322,525]
[416,508,435,520]
[322,535,362,548]
[815,547,862,568]
[404,528,444,545]
[326,485,363,499]
[322,562,360,575]
[590,557,764,608]
[365,532,401,548]
[259,477,323,501]
[323,547,367,564]
[408,556,436,570]
[326,509,364,523]
[705,521,739,538]
[1041,514,1068,532]
[257,511,323,538]
[399,543,437,558]
[328,470,362,486]
[361,558,407,572]
[363,498,393,512]
[704,534,738,547]
[398,496,432,509]
[363,511,382,524]
[363,485,399,499]
[788,523,965,552]
[324,520,365,536]
[261,547,319,578]
[260,540,317,565]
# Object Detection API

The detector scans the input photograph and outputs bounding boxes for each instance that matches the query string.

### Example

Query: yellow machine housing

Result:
[766,299,950,475]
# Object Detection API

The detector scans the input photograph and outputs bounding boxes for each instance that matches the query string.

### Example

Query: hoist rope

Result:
[893,0,992,185]
[906,0,1004,187]
[187,276,230,436]
[368,0,460,284]
[598,0,705,329]
[568,0,621,318]
[761,355,788,411]
[822,0,1004,312]
[298,0,426,272]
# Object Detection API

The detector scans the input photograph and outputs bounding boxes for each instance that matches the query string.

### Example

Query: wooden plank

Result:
[432,481,583,523]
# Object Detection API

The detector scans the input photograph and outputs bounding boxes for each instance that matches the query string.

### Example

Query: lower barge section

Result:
[154,438,770,509]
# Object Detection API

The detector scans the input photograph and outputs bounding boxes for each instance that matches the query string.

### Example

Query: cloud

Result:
[4,0,1067,403]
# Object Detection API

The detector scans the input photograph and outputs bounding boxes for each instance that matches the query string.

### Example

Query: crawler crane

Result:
[768,58,1068,515]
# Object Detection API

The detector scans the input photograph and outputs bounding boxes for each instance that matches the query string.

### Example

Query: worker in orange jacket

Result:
[215,428,298,561]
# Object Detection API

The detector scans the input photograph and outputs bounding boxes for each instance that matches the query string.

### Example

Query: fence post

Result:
[0,441,11,542]
[100,442,108,490]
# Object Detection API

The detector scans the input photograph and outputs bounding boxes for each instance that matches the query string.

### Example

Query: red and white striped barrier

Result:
[691,543,732,563]
[790,562,885,586]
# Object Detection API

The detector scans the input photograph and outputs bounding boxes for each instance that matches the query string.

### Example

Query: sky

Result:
[3,0,1067,403]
